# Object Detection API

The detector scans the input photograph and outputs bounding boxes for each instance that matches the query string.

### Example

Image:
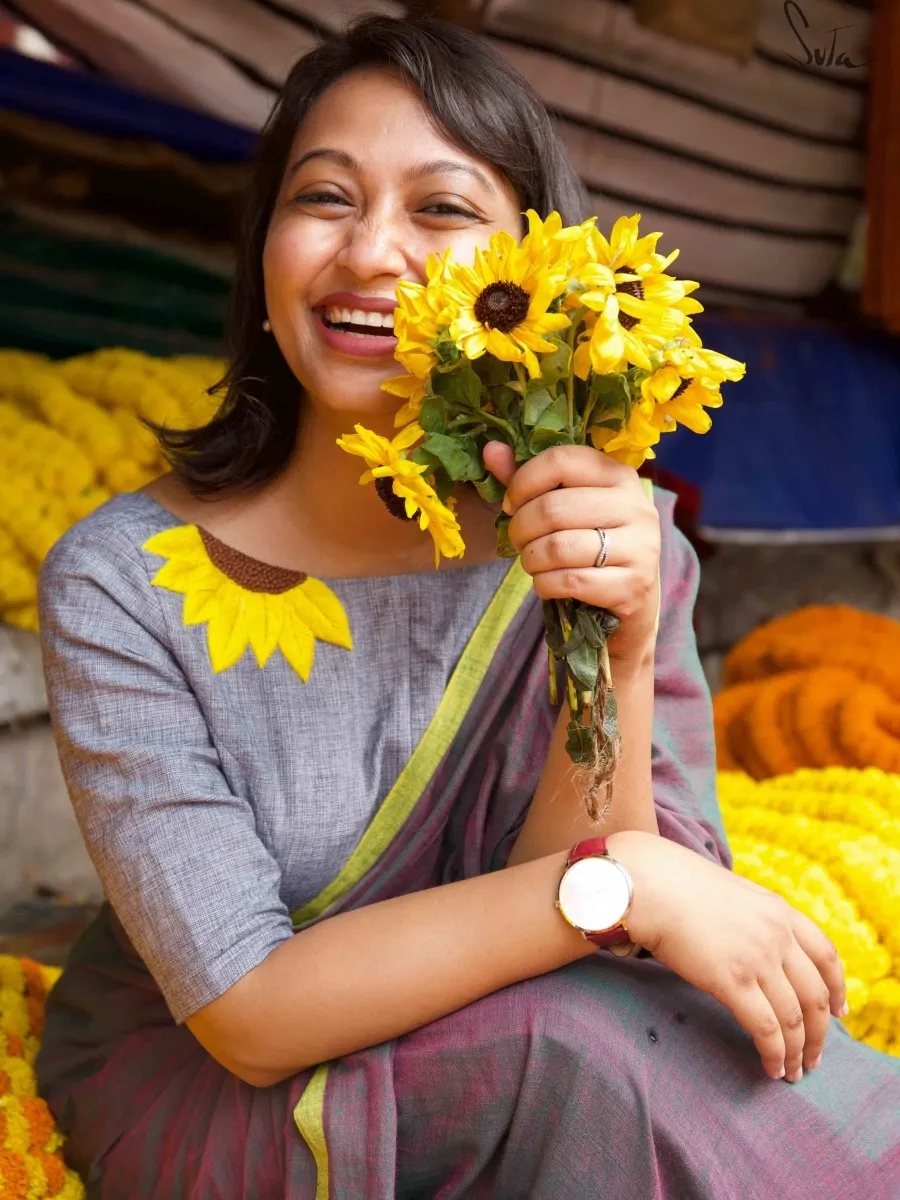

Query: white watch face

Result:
[558,856,632,933]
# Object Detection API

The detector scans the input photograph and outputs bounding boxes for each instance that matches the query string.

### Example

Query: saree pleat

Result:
[37,491,900,1198]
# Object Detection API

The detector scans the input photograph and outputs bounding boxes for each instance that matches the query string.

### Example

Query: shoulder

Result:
[39,492,175,635]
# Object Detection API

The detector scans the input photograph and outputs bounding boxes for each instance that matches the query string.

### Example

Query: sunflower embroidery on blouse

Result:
[143,525,352,680]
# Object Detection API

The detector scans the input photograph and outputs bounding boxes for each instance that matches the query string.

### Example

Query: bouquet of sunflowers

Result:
[339,211,744,818]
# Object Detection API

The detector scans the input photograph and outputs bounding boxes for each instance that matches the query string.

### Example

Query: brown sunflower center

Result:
[199,528,306,594]
[616,278,644,332]
[375,475,414,522]
[473,281,530,333]
[671,377,692,401]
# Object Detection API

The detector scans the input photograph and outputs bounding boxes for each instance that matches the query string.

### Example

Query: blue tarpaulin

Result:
[0,47,254,160]
[653,316,900,541]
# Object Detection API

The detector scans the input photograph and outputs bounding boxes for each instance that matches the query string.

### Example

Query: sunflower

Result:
[589,396,662,469]
[576,215,703,375]
[143,527,352,679]
[441,227,571,378]
[641,340,746,435]
[520,208,597,278]
[336,424,465,566]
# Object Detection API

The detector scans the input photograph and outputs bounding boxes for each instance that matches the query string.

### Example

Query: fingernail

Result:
[786,1068,803,1084]
[840,1002,850,1018]
[501,494,512,515]
[809,1055,822,1071]
[775,1066,785,1080]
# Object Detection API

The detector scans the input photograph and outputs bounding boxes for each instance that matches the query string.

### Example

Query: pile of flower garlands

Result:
[714,605,900,777]
[0,956,83,1199]
[0,349,223,633]
[721,767,900,1058]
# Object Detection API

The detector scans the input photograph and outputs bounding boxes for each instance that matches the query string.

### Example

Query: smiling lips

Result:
[314,290,399,359]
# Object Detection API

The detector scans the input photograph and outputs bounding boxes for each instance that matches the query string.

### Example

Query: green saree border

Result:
[290,557,532,929]
[293,1064,330,1199]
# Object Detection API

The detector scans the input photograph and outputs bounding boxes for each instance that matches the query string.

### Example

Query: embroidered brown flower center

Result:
[375,475,414,521]
[473,281,531,333]
[199,528,307,594]
[616,278,644,332]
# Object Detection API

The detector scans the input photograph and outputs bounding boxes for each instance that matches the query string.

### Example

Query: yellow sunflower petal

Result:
[143,526,205,559]
[279,605,316,681]
[291,578,353,650]
[151,554,220,596]
[205,584,250,672]
[246,593,285,668]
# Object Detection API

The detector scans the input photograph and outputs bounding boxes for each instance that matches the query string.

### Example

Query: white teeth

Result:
[323,305,394,330]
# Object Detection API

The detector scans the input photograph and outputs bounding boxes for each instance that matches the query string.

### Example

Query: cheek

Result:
[262,221,326,311]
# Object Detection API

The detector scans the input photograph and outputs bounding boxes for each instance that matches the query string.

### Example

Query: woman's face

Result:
[263,67,523,422]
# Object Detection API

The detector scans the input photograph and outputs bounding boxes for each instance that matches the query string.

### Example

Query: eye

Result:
[420,202,478,218]
[294,192,351,207]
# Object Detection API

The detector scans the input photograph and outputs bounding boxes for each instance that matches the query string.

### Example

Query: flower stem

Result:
[566,320,578,435]
[555,598,579,713]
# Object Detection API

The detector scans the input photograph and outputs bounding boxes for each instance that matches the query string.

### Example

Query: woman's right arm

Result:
[191,851,592,1086]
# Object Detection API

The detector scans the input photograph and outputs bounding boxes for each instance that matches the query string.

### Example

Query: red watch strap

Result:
[566,836,629,948]
[566,836,610,867]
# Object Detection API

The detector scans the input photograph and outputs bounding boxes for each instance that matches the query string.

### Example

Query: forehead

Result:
[288,67,495,177]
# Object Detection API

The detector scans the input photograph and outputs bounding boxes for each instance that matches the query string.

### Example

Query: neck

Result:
[259,402,499,577]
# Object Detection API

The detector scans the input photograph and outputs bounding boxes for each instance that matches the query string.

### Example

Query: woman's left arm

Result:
[480,442,729,867]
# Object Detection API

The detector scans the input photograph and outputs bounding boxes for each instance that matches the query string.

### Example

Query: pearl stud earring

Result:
[262,318,272,332]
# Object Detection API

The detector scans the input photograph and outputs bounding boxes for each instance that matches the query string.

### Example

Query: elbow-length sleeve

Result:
[652,489,732,868]
[38,526,294,1025]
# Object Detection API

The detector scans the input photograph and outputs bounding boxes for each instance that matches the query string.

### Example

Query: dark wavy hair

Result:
[159,13,590,494]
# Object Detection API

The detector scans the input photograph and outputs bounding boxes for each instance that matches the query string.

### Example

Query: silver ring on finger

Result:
[594,527,610,569]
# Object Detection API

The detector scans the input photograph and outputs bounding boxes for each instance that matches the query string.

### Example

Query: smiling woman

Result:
[33,12,900,1200]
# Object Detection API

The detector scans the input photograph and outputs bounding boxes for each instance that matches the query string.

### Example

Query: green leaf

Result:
[491,385,520,423]
[408,446,441,472]
[539,336,573,385]
[523,386,555,427]
[433,361,482,409]
[565,718,594,764]
[564,639,599,693]
[588,372,632,427]
[474,355,515,388]
[474,472,506,503]
[421,433,483,482]
[418,393,447,434]
[434,339,461,368]
[432,467,455,503]
[494,512,517,558]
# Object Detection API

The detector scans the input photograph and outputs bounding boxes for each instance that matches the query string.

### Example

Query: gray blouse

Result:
[38,491,512,1024]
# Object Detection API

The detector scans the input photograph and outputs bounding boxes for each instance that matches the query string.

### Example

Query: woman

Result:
[36,15,899,1199]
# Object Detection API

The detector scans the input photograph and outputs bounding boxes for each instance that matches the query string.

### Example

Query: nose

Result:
[335,214,408,282]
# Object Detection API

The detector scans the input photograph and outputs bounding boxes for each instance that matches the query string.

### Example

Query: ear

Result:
[482,440,515,487]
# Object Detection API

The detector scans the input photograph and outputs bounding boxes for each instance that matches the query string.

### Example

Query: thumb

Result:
[482,440,515,487]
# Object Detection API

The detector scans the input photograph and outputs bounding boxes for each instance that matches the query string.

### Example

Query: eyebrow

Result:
[288,148,496,193]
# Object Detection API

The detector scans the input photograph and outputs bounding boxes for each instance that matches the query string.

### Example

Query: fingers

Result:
[520,524,632,576]
[508,486,640,550]
[482,441,515,488]
[502,444,638,514]
[782,945,833,1075]
[718,980,786,1081]
[758,965,808,1083]
[791,909,847,1019]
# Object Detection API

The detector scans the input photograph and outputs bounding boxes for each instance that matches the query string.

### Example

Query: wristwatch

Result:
[556,836,637,956]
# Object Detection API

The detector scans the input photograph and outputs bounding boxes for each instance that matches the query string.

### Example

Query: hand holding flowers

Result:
[339,211,745,819]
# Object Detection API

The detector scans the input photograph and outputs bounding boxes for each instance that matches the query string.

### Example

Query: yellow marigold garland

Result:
[721,767,900,1056]
[0,348,225,634]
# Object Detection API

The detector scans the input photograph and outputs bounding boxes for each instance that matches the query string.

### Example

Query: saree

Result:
[37,492,900,1199]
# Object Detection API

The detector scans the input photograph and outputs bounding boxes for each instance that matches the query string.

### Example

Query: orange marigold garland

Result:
[715,607,900,779]
[0,956,84,1199]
